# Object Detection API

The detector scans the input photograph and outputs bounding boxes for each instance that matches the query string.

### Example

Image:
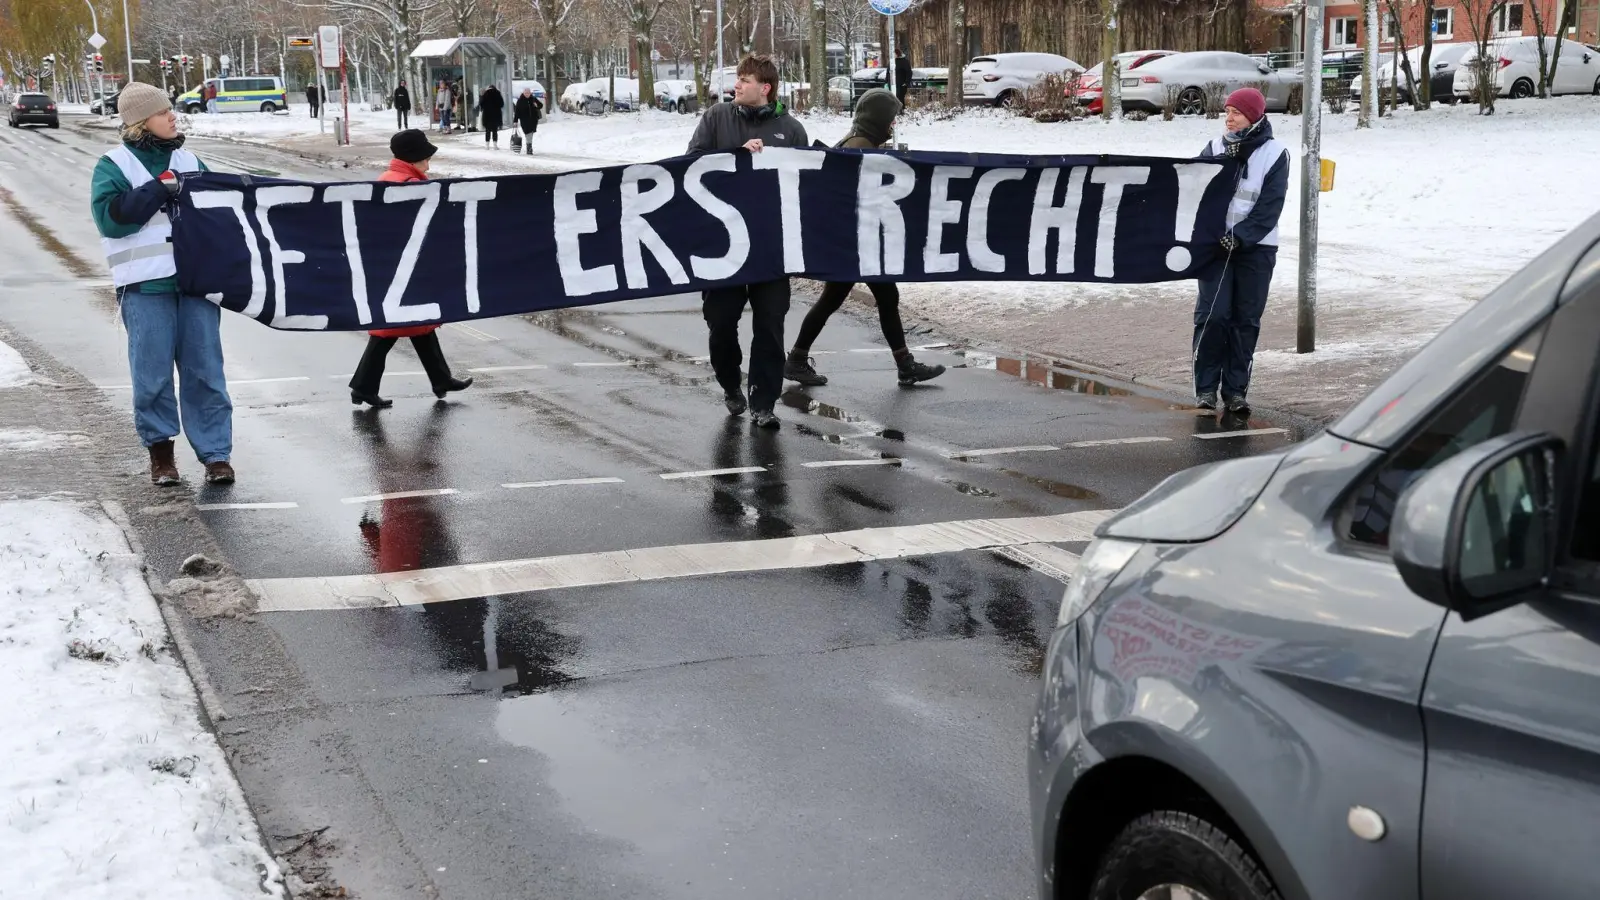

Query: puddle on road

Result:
[942,480,997,498]
[781,394,906,442]
[995,469,1103,502]
[410,595,578,696]
[963,351,1137,398]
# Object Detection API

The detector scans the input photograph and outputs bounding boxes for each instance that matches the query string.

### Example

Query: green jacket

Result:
[89,141,208,294]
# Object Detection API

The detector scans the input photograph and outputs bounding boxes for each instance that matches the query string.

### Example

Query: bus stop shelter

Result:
[410,37,513,130]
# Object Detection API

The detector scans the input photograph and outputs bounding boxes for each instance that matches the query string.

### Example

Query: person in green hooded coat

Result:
[785,89,944,388]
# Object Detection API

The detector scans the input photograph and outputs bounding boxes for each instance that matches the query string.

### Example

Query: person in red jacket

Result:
[347,129,473,408]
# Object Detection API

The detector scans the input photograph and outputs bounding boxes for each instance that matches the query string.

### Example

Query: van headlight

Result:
[1057,539,1142,627]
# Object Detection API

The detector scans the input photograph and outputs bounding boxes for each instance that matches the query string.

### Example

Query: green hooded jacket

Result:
[839,89,901,149]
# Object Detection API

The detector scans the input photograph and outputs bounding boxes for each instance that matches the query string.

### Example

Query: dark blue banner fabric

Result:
[170,148,1238,331]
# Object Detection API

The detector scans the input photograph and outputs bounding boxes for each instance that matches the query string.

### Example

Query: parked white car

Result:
[1118,51,1300,114]
[1453,36,1600,98]
[1352,43,1471,104]
[962,52,1082,107]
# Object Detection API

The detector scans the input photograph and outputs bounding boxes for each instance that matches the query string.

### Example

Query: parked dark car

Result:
[8,92,59,128]
[849,66,949,108]
[1031,206,1600,900]
[1320,49,1365,92]
[89,89,121,115]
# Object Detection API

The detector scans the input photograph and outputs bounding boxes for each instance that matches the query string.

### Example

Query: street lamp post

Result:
[121,0,134,87]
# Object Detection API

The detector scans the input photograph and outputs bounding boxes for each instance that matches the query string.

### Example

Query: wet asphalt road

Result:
[0,116,1314,899]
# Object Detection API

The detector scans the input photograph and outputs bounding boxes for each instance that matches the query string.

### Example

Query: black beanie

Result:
[390,129,437,164]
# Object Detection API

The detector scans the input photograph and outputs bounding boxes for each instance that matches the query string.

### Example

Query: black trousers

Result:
[308,102,319,118]
[349,332,454,396]
[794,281,906,353]
[396,109,409,129]
[485,125,500,142]
[1193,247,1276,399]
[703,280,790,413]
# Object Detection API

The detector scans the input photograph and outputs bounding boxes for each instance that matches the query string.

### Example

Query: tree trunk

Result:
[1420,0,1434,106]
[1547,0,1574,89]
[809,0,825,110]
[947,0,965,108]
[1358,0,1378,126]
[1384,0,1419,108]
[1100,0,1119,120]
[1530,0,1550,97]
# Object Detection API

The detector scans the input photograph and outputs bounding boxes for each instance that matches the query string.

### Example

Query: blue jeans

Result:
[119,289,233,463]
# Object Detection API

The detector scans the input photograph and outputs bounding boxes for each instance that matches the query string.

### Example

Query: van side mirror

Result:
[1390,432,1561,619]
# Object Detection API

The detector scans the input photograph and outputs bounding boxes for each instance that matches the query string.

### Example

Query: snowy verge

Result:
[0,500,282,898]
[0,338,32,388]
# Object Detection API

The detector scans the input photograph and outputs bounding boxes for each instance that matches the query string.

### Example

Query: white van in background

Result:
[1453,36,1600,98]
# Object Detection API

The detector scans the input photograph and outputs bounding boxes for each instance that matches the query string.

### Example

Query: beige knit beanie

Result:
[118,82,171,127]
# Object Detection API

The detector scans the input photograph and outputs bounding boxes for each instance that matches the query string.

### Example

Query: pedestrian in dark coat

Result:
[785,88,942,388]
[348,130,474,408]
[1192,87,1288,417]
[893,48,912,106]
[512,88,542,155]
[479,83,505,147]
[393,80,411,130]
[305,83,321,118]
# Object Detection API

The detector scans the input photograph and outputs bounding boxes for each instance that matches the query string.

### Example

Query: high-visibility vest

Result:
[1207,136,1287,248]
[100,144,200,287]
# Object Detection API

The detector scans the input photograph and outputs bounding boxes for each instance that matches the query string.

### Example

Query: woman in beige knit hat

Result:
[89,82,236,486]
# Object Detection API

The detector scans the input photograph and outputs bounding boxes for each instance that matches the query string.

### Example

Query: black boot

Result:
[895,352,945,386]
[412,332,472,399]
[784,352,828,386]
[350,336,397,407]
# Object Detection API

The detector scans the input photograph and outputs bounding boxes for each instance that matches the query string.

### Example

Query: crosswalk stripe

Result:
[247,508,1112,612]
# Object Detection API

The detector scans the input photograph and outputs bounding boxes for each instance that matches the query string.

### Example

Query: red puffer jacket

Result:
[369,159,438,339]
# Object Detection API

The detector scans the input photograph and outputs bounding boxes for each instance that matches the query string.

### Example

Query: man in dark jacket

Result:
[393,80,411,129]
[513,87,542,154]
[893,48,912,107]
[479,83,505,147]
[305,83,321,118]
[687,54,810,429]
[1192,87,1288,416]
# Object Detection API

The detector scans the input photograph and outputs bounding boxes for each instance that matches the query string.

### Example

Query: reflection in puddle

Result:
[943,480,997,498]
[963,351,1135,397]
[996,469,1103,501]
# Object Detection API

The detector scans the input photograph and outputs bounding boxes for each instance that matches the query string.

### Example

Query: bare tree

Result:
[1527,0,1550,96]
[1100,0,1120,120]
[528,0,582,95]
[1546,0,1577,85]
[809,0,824,111]
[1458,0,1509,113]
[1383,0,1420,110]
[1419,0,1435,106]
[946,0,964,108]
[1358,0,1378,126]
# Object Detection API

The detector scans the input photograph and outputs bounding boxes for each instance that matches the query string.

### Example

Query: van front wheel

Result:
[185,103,203,114]
[1090,811,1282,900]
[261,101,278,112]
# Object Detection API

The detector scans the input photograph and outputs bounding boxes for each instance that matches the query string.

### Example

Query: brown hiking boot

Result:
[149,440,180,486]
[204,461,235,485]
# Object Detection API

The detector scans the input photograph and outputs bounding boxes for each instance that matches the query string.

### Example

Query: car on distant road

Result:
[88,89,121,115]
[1453,36,1600,98]
[1118,51,1299,115]
[1031,207,1600,900]
[1069,50,1175,114]
[963,52,1082,107]
[8,92,58,128]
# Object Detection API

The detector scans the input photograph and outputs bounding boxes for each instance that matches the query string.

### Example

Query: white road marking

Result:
[914,343,951,351]
[1194,428,1288,440]
[572,361,636,367]
[326,371,427,379]
[467,364,549,373]
[196,502,300,511]
[97,375,311,389]
[449,323,499,342]
[660,466,767,480]
[248,509,1115,612]
[992,543,1082,584]
[502,477,625,489]
[1065,436,1172,448]
[340,488,460,504]
[801,458,902,468]
[945,445,1060,459]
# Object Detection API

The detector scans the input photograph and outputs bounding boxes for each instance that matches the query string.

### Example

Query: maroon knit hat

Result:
[1225,87,1266,124]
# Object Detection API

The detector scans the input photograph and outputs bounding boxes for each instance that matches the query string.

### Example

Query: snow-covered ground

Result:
[172,98,1600,414]
[0,500,281,898]
[0,336,32,388]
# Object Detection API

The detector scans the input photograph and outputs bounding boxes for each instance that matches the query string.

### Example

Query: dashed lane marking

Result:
[502,476,626,489]
[448,323,499,342]
[340,488,460,504]
[467,364,549,373]
[1193,428,1289,440]
[1065,436,1172,448]
[801,459,902,468]
[660,466,767,480]
[945,445,1060,459]
[571,361,637,367]
[247,508,1112,612]
[196,502,300,511]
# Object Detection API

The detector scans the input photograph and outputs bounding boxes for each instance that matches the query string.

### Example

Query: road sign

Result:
[868,0,912,14]
[316,26,341,69]
[88,32,106,50]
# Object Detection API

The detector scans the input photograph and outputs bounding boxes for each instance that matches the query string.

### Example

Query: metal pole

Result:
[887,15,896,97]
[121,0,133,86]
[1298,0,1324,353]
[716,0,724,75]
[340,28,350,144]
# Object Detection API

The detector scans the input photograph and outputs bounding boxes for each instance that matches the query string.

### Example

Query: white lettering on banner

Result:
[1028,167,1086,276]
[683,154,750,280]
[323,184,375,325]
[618,165,689,289]
[553,171,619,297]
[380,183,444,323]
[750,148,826,273]
[190,190,267,318]
[1091,167,1150,279]
[857,154,916,277]
[968,169,1026,273]
[448,181,498,313]
[254,185,328,330]
[924,165,974,274]
[1166,163,1224,271]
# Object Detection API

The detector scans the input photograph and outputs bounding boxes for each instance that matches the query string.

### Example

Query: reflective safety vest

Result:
[1206,136,1287,248]
[100,144,200,287]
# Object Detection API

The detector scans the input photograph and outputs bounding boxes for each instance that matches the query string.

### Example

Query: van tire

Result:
[185,103,203,114]
[1089,811,1282,900]
[261,101,277,112]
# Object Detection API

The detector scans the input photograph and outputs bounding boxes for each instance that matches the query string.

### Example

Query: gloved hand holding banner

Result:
[169,148,1238,332]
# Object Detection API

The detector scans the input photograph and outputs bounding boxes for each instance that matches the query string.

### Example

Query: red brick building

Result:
[1248,0,1596,57]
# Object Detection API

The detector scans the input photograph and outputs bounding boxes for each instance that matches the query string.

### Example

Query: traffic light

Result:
[41,54,54,78]
[160,59,171,74]
[83,54,94,73]
[93,54,104,74]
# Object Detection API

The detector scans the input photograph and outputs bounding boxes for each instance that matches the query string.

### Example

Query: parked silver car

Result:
[963,52,1083,107]
[1030,208,1600,899]
[1118,51,1300,114]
